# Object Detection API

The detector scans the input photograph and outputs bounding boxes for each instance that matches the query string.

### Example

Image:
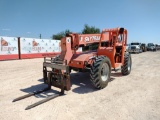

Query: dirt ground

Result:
[0,51,160,120]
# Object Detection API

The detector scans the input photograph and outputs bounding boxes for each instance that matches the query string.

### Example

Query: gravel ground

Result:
[0,51,160,120]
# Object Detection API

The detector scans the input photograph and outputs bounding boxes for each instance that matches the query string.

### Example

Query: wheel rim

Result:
[101,63,109,81]
[127,56,131,71]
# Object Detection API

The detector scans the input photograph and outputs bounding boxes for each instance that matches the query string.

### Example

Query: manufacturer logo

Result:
[84,36,100,42]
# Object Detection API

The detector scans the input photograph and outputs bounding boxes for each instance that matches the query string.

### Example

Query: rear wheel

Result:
[121,52,132,75]
[90,56,111,89]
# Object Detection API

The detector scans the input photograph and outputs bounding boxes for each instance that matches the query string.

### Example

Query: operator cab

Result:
[98,28,127,68]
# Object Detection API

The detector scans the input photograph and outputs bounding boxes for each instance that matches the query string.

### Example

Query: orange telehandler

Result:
[13,27,132,110]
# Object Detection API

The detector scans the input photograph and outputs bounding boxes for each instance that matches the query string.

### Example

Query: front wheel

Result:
[90,56,111,89]
[121,52,132,75]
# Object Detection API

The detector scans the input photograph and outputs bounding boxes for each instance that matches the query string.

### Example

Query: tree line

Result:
[52,24,100,40]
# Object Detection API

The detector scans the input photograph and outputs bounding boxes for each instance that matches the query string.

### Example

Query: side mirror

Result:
[119,28,124,34]
[66,33,70,37]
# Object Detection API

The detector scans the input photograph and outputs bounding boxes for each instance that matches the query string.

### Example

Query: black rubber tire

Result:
[121,52,132,75]
[90,56,111,89]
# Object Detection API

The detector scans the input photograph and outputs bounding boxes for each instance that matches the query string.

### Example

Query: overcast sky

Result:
[0,0,160,44]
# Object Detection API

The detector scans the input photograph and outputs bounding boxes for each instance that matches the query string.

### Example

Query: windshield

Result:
[148,43,154,47]
[131,43,140,45]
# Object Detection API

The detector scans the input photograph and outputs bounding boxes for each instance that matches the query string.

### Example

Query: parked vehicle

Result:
[128,42,142,53]
[126,43,130,52]
[155,44,160,50]
[141,43,147,52]
[13,27,132,110]
[147,43,156,51]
